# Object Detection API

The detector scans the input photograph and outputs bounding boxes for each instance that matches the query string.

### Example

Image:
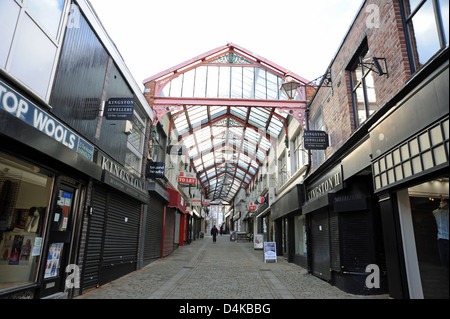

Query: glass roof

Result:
[151,47,305,204]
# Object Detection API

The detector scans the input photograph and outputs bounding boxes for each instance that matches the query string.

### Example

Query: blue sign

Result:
[0,79,94,161]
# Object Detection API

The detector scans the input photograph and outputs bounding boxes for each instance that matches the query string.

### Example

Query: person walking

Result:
[211,225,218,243]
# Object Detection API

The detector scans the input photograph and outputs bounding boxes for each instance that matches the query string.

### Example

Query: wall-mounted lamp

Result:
[360,57,389,77]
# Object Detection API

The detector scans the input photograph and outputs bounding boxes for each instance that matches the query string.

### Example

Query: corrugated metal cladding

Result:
[143,195,165,265]
[49,10,108,141]
[81,185,141,289]
[162,208,176,257]
[50,9,130,164]
[310,209,331,281]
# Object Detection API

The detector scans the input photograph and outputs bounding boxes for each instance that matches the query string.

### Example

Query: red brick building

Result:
[303,0,448,298]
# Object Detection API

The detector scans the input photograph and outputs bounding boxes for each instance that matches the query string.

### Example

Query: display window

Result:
[294,215,307,256]
[407,176,449,298]
[0,152,53,291]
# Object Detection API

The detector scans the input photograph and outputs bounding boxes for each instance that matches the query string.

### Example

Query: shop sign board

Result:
[202,199,211,206]
[146,161,165,178]
[104,98,134,120]
[178,171,197,185]
[306,165,343,202]
[304,130,329,150]
[100,154,148,202]
[0,79,94,161]
[263,242,277,263]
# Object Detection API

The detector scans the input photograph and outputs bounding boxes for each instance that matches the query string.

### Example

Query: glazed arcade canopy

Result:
[144,43,309,204]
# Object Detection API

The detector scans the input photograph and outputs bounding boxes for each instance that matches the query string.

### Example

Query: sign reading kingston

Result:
[178,171,197,185]
[104,98,134,120]
[304,130,329,150]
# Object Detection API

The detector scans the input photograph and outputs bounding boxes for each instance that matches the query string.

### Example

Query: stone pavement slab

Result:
[76,234,388,299]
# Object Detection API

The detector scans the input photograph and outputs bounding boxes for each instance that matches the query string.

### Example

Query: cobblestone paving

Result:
[76,235,388,299]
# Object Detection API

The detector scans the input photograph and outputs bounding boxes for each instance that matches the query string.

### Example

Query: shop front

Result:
[271,185,306,267]
[0,76,100,299]
[81,153,147,290]
[369,56,449,299]
[167,188,187,249]
[303,162,387,295]
[142,179,169,266]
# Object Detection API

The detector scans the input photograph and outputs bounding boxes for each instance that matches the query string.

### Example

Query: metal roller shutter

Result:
[162,208,175,257]
[82,185,107,290]
[143,195,165,264]
[310,209,331,281]
[99,191,141,285]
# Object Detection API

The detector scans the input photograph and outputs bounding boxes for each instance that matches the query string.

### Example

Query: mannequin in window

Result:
[433,197,449,269]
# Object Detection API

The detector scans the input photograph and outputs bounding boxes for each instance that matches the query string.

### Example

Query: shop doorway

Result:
[40,182,79,298]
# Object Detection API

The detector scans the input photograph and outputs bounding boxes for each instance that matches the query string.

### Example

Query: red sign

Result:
[178,172,197,185]
[249,202,256,211]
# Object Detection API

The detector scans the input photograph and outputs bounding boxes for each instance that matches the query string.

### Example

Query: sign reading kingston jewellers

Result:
[304,130,329,150]
[0,79,94,161]
[100,154,147,202]
[104,98,134,120]
[306,165,343,202]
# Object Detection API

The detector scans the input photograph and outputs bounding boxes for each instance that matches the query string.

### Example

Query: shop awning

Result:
[167,188,186,213]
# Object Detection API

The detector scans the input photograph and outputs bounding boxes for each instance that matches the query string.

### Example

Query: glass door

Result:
[40,182,77,298]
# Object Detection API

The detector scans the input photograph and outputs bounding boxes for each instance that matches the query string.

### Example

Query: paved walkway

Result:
[76,234,388,299]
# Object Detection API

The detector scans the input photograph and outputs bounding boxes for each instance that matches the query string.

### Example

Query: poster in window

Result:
[44,243,64,278]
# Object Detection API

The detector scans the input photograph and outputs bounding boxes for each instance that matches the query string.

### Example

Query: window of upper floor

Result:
[348,40,378,128]
[125,106,147,175]
[0,0,68,100]
[401,0,449,73]
[291,132,306,175]
[277,150,288,187]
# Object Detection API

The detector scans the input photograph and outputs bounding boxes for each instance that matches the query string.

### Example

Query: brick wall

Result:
[308,0,412,162]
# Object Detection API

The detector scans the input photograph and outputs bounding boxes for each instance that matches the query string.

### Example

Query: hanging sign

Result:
[202,199,211,206]
[304,130,329,150]
[263,242,277,263]
[104,98,134,120]
[146,161,165,178]
[178,171,197,185]
[249,202,257,211]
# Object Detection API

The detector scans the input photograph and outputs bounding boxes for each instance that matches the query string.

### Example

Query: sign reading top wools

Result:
[104,98,134,120]
[304,130,329,150]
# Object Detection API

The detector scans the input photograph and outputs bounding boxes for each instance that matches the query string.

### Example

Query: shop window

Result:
[0,0,67,99]
[0,152,53,290]
[294,215,307,256]
[407,178,449,298]
[402,0,449,73]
